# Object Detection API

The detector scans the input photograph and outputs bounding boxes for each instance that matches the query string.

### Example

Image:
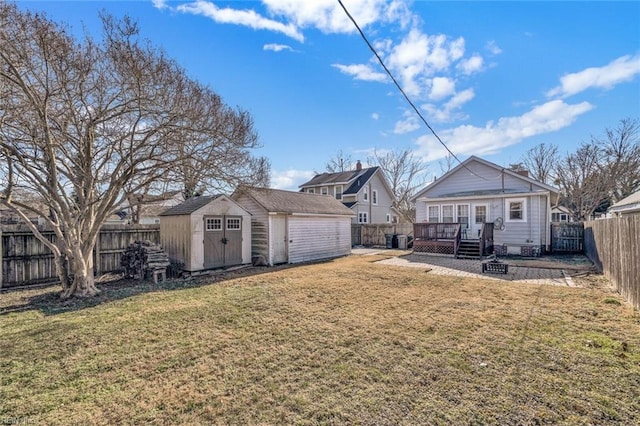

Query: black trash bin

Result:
[385,234,393,248]
[392,234,398,249]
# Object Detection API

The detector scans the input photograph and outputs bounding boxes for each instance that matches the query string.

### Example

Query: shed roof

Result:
[159,195,223,216]
[234,187,355,216]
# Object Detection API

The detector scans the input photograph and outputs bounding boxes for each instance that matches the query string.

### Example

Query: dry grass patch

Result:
[1,254,639,425]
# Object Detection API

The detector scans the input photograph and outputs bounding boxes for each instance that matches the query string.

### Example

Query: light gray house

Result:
[298,161,399,224]
[608,190,640,217]
[159,195,252,272]
[412,156,559,257]
[232,186,354,265]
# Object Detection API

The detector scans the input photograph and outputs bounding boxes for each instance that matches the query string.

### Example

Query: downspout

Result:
[501,169,505,193]
[368,181,372,224]
[545,191,551,253]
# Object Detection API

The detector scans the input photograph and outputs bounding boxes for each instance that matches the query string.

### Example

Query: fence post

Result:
[94,230,101,276]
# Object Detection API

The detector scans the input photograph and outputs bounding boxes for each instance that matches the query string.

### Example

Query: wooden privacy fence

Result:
[551,222,584,253]
[1,224,160,288]
[584,216,640,310]
[351,224,413,247]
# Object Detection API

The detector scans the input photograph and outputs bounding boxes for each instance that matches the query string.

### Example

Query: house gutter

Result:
[545,191,552,252]
[415,191,548,203]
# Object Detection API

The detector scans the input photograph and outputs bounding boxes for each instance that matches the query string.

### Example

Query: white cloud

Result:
[485,40,502,55]
[393,112,420,134]
[422,88,475,123]
[151,0,168,10]
[415,100,594,161]
[263,43,293,52]
[263,0,409,34]
[547,54,640,98]
[386,29,468,97]
[331,63,387,82]
[271,169,316,190]
[174,0,304,42]
[371,112,380,120]
[457,54,484,75]
[429,77,456,101]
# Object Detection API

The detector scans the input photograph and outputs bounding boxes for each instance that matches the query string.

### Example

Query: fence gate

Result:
[551,222,584,253]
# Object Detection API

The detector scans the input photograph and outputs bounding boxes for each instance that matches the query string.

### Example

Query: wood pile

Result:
[121,240,170,280]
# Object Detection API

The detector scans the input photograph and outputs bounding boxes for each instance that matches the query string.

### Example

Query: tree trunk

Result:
[60,253,100,299]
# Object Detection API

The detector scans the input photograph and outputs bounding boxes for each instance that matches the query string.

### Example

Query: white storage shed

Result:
[232,187,355,265]
[159,195,252,272]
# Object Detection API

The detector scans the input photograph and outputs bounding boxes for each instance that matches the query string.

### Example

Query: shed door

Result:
[224,216,243,266]
[204,216,225,269]
[271,215,288,264]
[204,215,243,269]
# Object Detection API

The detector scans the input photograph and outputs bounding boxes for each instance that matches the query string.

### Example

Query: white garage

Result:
[232,187,354,265]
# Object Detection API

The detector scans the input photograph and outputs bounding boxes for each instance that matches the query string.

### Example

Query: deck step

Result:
[456,240,481,259]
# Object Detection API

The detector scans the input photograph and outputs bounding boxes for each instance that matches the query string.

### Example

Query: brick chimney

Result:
[356,160,362,171]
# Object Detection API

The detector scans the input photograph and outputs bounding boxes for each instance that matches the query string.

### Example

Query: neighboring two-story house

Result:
[299,161,399,224]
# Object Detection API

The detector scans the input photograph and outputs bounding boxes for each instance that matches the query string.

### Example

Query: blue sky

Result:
[18,1,640,190]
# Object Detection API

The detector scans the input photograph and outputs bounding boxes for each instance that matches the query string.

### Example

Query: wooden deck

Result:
[413,222,494,258]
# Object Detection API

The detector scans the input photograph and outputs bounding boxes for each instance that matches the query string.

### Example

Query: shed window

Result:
[428,205,439,222]
[226,218,241,230]
[206,218,222,231]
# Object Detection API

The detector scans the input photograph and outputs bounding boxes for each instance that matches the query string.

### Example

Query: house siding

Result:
[352,173,395,224]
[426,161,547,197]
[288,216,351,263]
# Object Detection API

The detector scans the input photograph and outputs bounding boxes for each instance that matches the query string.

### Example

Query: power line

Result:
[336,0,468,170]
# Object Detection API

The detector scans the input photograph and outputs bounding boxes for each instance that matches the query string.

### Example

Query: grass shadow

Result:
[0,263,298,317]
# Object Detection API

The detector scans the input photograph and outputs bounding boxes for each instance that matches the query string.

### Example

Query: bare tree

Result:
[554,143,609,220]
[598,117,640,202]
[554,118,640,220]
[369,148,428,222]
[519,143,559,185]
[325,149,354,173]
[438,154,455,175]
[0,5,264,297]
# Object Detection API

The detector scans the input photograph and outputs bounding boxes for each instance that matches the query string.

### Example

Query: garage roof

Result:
[234,187,355,216]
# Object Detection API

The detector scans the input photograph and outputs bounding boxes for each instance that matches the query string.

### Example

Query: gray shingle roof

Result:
[159,195,222,216]
[235,187,354,216]
[299,167,380,191]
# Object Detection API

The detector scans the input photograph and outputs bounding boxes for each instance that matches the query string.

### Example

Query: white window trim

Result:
[307,188,315,194]
[358,212,368,223]
[427,205,440,223]
[505,197,527,222]
[335,185,343,200]
[386,213,391,223]
[372,189,378,205]
[321,186,328,195]
[363,186,368,201]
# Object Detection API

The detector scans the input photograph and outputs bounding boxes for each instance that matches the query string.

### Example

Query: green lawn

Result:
[1,255,639,425]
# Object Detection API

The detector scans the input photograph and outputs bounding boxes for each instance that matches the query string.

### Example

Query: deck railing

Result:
[413,223,461,255]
